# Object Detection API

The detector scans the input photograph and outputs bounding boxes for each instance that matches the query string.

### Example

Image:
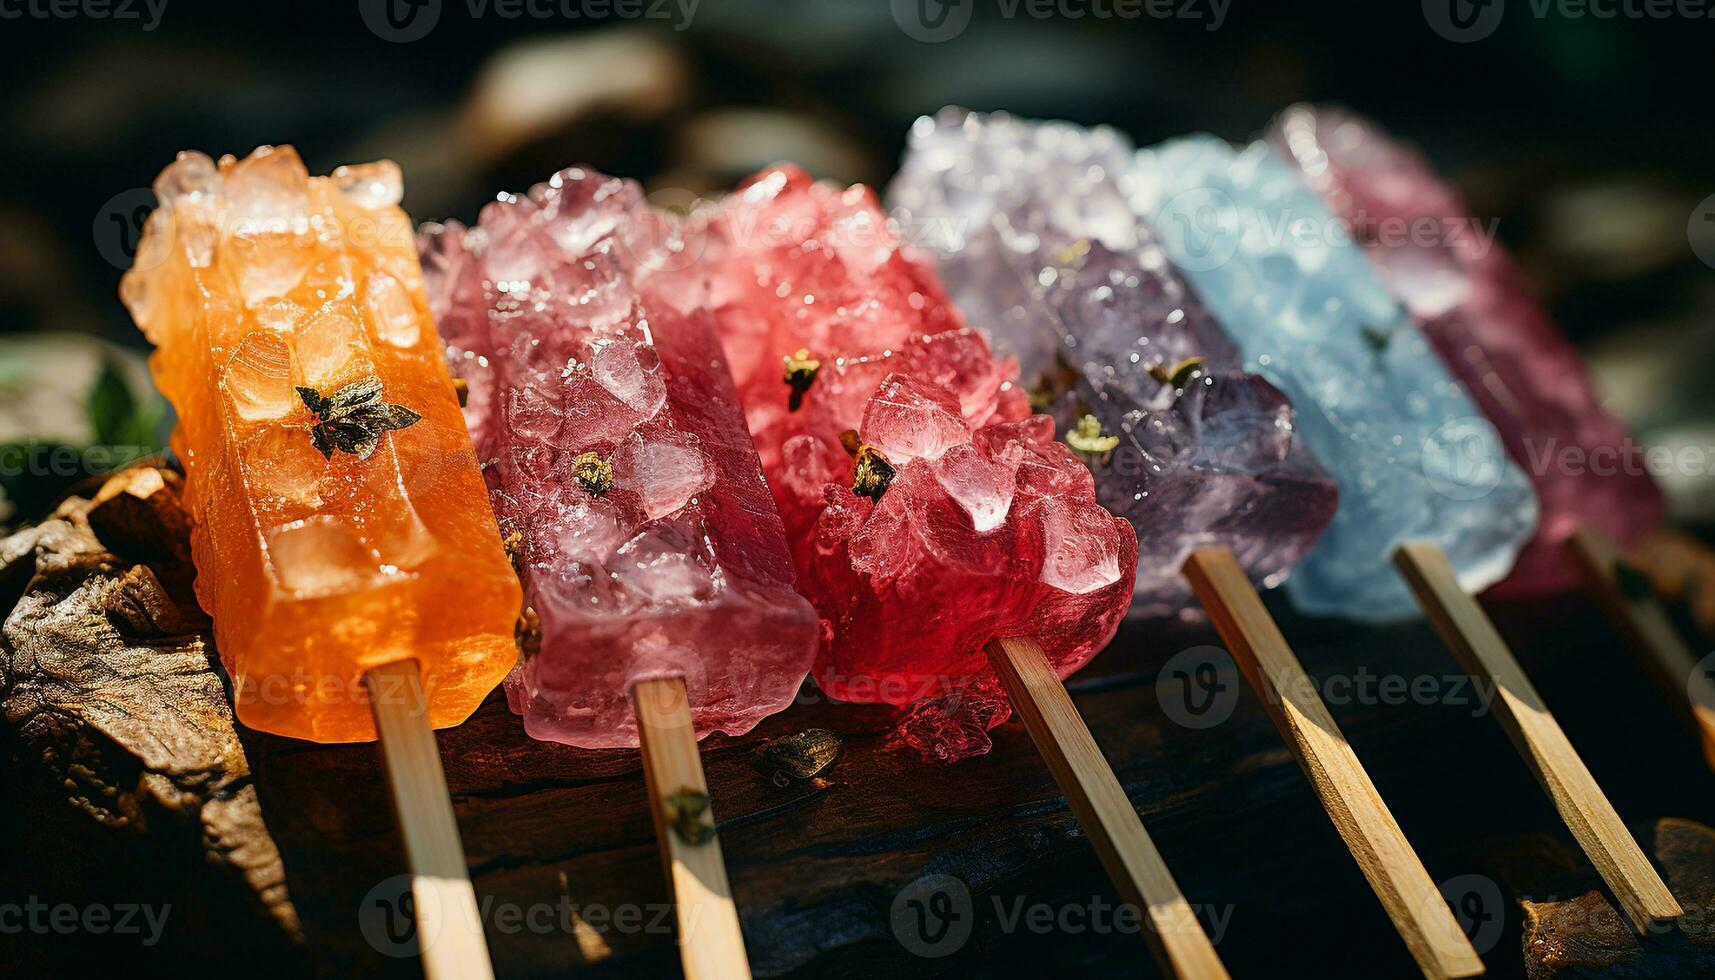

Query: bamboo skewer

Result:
[986,636,1231,980]
[365,659,496,980]
[1393,540,1682,933]
[634,676,753,980]
[1183,548,1484,979]
[1567,527,1715,771]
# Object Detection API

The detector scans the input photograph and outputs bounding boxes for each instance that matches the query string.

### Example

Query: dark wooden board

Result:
[4,469,1714,978]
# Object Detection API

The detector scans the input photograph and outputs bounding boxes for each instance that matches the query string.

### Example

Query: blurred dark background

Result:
[4,7,1715,979]
[1,0,1713,525]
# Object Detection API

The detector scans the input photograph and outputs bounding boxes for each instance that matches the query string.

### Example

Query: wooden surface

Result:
[367,659,496,980]
[1183,547,1485,979]
[8,469,1715,979]
[633,676,753,980]
[986,635,1229,980]
[1394,540,1682,934]
[1567,527,1715,771]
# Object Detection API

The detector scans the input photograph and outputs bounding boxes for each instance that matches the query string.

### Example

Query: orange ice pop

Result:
[120,146,520,743]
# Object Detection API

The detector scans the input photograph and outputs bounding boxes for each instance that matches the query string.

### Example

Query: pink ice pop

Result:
[420,167,819,748]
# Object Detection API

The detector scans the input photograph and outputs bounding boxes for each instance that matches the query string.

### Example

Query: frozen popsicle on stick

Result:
[890,109,1476,977]
[697,166,1227,978]
[420,166,821,979]
[888,108,1339,619]
[1264,106,1707,769]
[1265,104,1665,597]
[1130,136,1679,934]
[1129,136,1539,621]
[120,146,518,978]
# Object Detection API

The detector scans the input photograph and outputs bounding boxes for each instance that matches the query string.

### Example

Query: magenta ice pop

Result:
[420,167,819,748]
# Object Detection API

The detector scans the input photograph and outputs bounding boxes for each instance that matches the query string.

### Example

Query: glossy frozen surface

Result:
[120,146,521,742]
[1128,137,1538,620]
[421,167,817,748]
[889,109,1338,619]
[1268,104,1663,596]
[699,166,1137,760]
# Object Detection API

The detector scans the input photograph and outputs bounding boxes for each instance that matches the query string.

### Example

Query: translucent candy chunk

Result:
[591,338,667,416]
[699,165,1136,762]
[265,516,373,597]
[221,330,297,424]
[1267,104,1661,597]
[152,150,223,208]
[1128,135,1538,620]
[240,425,327,514]
[610,429,714,521]
[420,166,818,749]
[931,442,1016,532]
[506,384,563,442]
[363,272,421,348]
[119,146,521,742]
[886,108,1338,621]
[296,306,372,388]
[332,160,404,211]
[860,374,972,462]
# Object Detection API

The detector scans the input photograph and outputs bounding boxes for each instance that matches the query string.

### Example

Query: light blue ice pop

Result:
[1126,137,1538,620]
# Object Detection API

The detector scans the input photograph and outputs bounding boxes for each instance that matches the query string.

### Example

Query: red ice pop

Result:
[695,166,1137,762]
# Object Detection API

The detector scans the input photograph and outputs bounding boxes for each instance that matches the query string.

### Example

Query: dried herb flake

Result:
[783,348,821,412]
[664,788,716,845]
[1146,355,1206,389]
[1066,414,1120,454]
[756,729,841,788]
[568,451,614,496]
[296,377,421,461]
[850,446,896,502]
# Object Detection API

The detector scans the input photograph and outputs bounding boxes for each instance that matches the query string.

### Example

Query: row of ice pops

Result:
[118,143,1132,755]
[890,105,1663,622]
[888,109,1683,942]
[425,101,1660,751]
[117,103,1662,755]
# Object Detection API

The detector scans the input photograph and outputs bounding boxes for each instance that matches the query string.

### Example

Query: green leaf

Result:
[86,357,139,448]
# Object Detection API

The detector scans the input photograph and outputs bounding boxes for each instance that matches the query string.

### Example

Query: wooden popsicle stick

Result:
[1183,548,1484,979]
[1393,540,1682,933]
[1566,526,1715,771]
[986,635,1231,980]
[365,658,496,980]
[633,676,753,980]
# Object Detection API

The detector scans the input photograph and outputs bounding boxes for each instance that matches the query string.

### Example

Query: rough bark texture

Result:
[3,465,1714,979]
[0,469,302,975]
[1516,819,1715,979]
